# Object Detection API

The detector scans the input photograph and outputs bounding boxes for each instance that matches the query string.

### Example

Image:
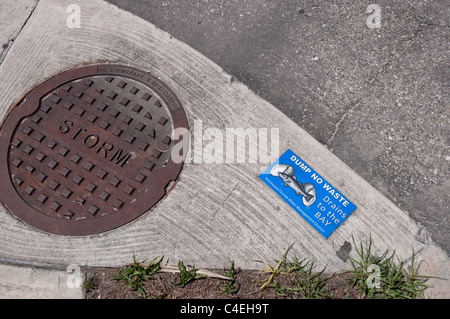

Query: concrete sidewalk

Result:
[0,0,448,298]
[0,262,84,299]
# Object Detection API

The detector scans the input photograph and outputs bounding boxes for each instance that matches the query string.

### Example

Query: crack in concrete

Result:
[0,1,38,66]
[0,256,69,271]
[219,183,239,209]
[0,39,14,66]
[213,182,239,222]
[327,98,362,146]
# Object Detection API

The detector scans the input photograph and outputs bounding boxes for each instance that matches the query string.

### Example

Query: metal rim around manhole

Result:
[0,63,189,236]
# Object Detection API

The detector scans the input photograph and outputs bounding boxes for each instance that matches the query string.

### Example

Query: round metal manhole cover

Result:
[0,64,189,235]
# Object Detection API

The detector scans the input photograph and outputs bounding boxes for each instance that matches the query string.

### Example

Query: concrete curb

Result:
[0,0,448,298]
[0,262,83,299]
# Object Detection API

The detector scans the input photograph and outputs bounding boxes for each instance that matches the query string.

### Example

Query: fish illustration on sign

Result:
[260,149,357,238]
[270,164,316,207]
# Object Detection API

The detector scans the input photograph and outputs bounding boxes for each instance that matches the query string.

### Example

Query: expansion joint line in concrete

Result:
[0,1,38,66]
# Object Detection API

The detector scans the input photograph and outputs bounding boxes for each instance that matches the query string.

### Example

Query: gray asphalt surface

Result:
[99,0,449,254]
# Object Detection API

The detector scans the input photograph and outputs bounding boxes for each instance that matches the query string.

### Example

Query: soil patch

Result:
[84,267,362,299]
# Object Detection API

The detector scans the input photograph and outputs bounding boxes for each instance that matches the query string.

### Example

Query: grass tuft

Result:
[284,258,331,299]
[345,235,442,299]
[252,244,294,291]
[114,255,163,299]
[82,278,96,294]
[254,244,331,299]
[219,260,238,295]
[176,260,204,287]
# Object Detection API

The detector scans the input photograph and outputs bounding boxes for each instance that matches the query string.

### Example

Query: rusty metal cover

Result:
[0,64,189,235]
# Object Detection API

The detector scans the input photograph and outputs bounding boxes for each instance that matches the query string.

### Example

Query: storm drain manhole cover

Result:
[0,64,188,235]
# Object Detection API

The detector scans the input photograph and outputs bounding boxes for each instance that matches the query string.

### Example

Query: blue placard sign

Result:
[259,149,357,238]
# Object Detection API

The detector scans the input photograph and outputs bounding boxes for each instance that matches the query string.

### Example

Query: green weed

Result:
[176,260,204,287]
[114,255,164,299]
[254,245,331,299]
[219,260,238,295]
[82,278,96,294]
[345,235,441,299]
